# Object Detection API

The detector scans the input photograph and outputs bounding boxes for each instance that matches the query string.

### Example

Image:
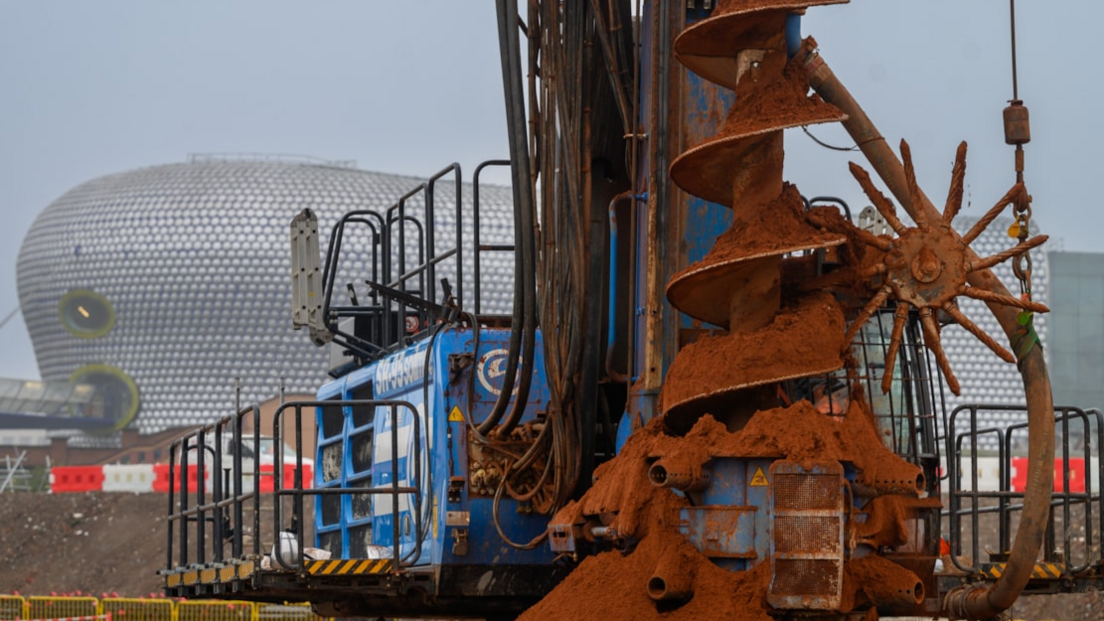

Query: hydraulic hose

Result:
[805,48,1054,620]
[494,0,538,438]
[480,0,537,436]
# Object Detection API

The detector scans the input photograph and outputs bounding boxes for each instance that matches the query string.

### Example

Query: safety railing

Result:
[99,598,174,621]
[0,596,323,621]
[0,596,25,621]
[166,405,267,570]
[176,600,252,621]
[165,398,421,579]
[27,596,98,620]
[319,163,469,363]
[472,160,514,316]
[316,159,515,367]
[269,399,423,570]
[947,404,1104,576]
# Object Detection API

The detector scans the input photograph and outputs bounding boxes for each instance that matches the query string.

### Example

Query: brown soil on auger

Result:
[520,8,927,619]
[523,394,927,621]
[696,184,845,265]
[660,290,846,415]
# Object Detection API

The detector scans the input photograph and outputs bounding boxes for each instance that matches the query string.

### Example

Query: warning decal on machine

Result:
[750,467,769,487]
[448,406,463,422]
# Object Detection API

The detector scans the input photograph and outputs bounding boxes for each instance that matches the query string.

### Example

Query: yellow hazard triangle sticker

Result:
[448,406,464,422]
[749,467,769,487]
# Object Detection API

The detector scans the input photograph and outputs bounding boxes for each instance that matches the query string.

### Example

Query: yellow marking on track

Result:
[983,562,1064,580]
[304,558,393,575]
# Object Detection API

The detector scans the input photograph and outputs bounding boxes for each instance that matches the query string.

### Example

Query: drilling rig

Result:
[164,2,1102,620]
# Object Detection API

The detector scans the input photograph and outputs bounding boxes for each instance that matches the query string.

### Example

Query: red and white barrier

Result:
[1010,457,1100,493]
[102,464,156,493]
[939,457,1003,492]
[50,464,313,494]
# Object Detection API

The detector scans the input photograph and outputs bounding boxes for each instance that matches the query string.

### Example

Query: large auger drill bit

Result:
[656,0,927,615]
[660,0,849,432]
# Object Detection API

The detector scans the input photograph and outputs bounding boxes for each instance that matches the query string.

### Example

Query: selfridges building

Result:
[16,156,515,438]
[15,155,1049,447]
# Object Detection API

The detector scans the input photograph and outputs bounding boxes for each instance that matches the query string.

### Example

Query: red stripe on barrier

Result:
[257,464,314,492]
[152,463,202,494]
[51,463,314,494]
[1010,457,1086,493]
[50,466,106,493]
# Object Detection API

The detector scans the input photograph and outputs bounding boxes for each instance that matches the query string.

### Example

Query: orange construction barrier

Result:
[1010,457,1087,493]
[153,464,203,494]
[257,464,314,493]
[49,467,106,493]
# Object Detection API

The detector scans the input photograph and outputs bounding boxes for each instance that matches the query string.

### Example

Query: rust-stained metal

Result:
[768,460,846,610]
[661,22,848,420]
[649,454,711,491]
[811,138,1047,396]
[647,553,695,602]
[856,559,925,608]
[1003,100,1031,145]
[679,505,759,559]
[674,0,849,88]
[806,50,1055,620]
[660,291,846,422]
[669,48,846,207]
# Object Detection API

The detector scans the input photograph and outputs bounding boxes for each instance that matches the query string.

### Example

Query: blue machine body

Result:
[313,325,555,568]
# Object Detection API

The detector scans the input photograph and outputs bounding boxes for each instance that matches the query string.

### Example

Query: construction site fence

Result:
[0,596,326,621]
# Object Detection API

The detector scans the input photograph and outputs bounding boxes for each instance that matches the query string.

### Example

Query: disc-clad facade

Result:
[16,158,515,435]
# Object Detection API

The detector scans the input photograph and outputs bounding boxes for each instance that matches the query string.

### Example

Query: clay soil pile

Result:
[0,492,166,596]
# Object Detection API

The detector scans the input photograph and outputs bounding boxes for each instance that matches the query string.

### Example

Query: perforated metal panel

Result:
[768,460,845,610]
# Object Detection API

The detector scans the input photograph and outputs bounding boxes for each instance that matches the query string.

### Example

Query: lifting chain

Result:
[1004,0,1036,305]
[1001,0,1041,365]
[1010,190,1032,299]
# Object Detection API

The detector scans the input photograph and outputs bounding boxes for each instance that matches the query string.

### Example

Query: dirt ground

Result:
[0,492,166,597]
[0,491,1101,620]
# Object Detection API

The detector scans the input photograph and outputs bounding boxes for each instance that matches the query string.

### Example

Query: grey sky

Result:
[1,1,1099,382]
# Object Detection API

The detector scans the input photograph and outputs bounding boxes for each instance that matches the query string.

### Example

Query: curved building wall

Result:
[16,159,515,435]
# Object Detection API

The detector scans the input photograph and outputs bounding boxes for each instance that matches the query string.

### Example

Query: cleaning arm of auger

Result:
[804,47,1055,620]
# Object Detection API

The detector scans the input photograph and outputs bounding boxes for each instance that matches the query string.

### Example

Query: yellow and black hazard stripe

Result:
[981,562,1064,580]
[304,558,393,575]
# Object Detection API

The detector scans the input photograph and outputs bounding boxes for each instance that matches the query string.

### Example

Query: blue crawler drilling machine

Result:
[165,2,1103,619]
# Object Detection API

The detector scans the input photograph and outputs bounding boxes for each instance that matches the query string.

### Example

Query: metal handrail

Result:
[947,404,1103,575]
[270,399,423,571]
[166,398,425,575]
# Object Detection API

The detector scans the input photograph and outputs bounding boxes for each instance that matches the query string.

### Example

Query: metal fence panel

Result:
[0,596,26,621]
[176,601,253,621]
[100,599,173,621]
[26,597,98,620]
[255,604,319,621]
